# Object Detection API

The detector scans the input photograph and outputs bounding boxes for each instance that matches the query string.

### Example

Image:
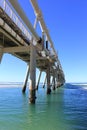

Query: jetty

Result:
[0,0,65,103]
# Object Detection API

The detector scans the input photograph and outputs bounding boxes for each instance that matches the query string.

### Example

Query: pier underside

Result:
[0,1,65,103]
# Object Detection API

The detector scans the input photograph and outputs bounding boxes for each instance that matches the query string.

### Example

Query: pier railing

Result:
[0,0,32,42]
[0,0,57,57]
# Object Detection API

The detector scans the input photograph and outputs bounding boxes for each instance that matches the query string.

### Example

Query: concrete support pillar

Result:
[51,76,53,86]
[43,75,47,88]
[22,64,30,93]
[46,41,48,50]
[47,65,51,94]
[58,74,60,81]
[42,32,44,50]
[29,44,36,103]
[56,72,59,87]
[45,36,48,50]
[53,71,56,90]
[36,70,42,90]
[29,17,38,104]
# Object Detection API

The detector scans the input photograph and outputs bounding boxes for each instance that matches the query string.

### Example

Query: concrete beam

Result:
[3,45,43,54]
[3,46,30,53]
[0,27,21,46]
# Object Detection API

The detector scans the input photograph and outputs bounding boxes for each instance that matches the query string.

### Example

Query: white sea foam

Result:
[83,86,87,90]
[71,83,87,86]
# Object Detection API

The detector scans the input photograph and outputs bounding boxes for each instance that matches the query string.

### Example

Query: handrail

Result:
[0,0,56,54]
[0,0,32,42]
[0,0,55,55]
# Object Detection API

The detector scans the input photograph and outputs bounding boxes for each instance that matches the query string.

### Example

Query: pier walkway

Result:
[0,0,65,103]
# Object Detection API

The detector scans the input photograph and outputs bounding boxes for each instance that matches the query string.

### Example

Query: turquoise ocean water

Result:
[0,83,87,130]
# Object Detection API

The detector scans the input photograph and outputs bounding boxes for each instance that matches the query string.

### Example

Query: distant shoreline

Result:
[0,82,23,88]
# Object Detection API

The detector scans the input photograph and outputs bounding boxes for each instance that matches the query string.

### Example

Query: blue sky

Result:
[0,0,87,83]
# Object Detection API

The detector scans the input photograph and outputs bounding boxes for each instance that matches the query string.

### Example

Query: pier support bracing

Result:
[43,75,47,88]
[22,64,30,93]
[36,70,42,90]
[29,44,36,103]
[47,65,51,94]
[0,44,3,63]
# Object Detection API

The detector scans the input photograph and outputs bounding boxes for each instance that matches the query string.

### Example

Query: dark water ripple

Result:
[64,83,87,130]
